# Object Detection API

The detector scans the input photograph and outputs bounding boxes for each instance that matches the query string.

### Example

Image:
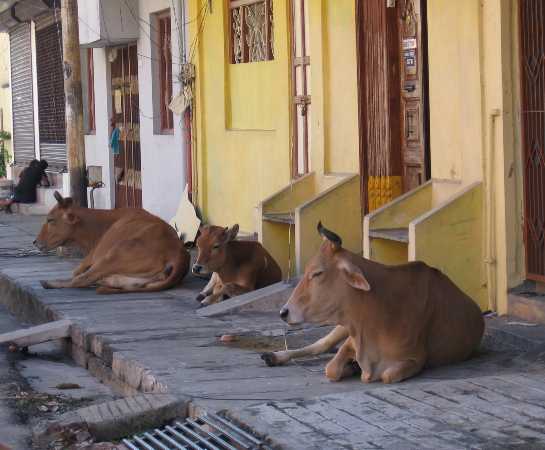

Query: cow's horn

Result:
[53,191,64,205]
[317,221,342,247]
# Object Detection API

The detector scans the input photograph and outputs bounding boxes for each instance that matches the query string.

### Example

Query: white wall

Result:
[82,0,187,219]
[137,0,186,221]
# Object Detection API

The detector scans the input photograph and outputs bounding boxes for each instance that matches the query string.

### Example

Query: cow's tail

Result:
[97,251,189,295]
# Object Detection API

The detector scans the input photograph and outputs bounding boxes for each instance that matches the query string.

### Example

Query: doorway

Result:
[290,0,311,178]
[356,0,430,213]
[110,44,142,208]
[519,0,545,281]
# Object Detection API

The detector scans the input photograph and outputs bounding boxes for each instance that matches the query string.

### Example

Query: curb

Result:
[33,394,190,446]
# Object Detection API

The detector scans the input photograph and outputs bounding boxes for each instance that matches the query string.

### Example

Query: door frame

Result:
[355,0,431,216]
[109,42,142,209]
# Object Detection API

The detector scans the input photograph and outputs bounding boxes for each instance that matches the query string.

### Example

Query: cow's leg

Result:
[220,282,253,297]
[201,282,253,306]
[41,264,110,289]
[72,251,95,277]
[325,337,359,381]
[380,358,425,384]
[196,272,219,303]
[261,325,349,367]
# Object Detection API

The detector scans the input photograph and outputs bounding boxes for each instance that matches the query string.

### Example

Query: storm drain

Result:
[122,412,272,450]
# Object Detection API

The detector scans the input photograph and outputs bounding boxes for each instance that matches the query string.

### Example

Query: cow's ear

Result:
[63,212,79,225]
[226,224,239,242]
[337,259,371,291]
[63,197,74,208]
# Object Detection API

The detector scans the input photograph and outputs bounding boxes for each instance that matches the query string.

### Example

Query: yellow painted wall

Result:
[320,1,359,175]
[190,0,361,233]
[0,33,12,163]
[189,0,291,232]
[427,0,483,184]
[426,0,525,314]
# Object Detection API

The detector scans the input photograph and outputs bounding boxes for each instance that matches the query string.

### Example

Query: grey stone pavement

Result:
[3,215,545,448]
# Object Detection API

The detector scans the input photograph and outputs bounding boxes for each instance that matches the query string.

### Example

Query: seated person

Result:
[0,159,50,213]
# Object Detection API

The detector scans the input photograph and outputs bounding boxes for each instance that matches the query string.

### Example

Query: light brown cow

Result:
[192,224,282,306]
[34,192,190,294]
[262,222,484,384]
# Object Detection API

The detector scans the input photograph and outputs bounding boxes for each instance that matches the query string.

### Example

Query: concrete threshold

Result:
[197,280,295,318]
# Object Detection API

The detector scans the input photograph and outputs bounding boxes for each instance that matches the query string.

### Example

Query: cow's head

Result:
[34,191,80,251]
[192,224,239,275]
[280,222,371,325]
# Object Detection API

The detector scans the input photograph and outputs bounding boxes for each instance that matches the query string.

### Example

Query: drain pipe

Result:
[484,108,501,312]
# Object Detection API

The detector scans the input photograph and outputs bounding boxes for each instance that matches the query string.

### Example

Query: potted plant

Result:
[0,130,11,179]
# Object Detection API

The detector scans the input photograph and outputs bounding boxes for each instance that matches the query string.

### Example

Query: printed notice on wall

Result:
[402,38,417,50]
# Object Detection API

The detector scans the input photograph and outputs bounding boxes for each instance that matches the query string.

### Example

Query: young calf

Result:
[34,192,190,293]
[264,222,484,384]
[192,225,282,306]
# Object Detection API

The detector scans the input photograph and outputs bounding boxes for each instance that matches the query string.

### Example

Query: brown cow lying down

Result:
[262,222,484,384]
[34,192,190,294]
[192,224,282,306]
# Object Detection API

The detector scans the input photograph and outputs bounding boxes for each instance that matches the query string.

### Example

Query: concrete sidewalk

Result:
[3,214,545,449]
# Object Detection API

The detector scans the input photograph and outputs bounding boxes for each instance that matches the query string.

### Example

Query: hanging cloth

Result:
[110,127,121,155]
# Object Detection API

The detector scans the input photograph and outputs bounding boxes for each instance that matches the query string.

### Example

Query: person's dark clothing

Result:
[13,163,48,203]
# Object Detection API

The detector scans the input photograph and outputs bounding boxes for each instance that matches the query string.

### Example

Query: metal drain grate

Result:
[122,412,272,450]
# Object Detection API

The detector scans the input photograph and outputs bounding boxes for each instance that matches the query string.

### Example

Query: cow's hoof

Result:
[195,293,205,303]
[40,280,52,289]
[260,352,278,367]
[361,372,374,383]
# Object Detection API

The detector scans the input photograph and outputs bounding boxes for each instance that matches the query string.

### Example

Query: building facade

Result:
[188,0,541,317]
[0,0,190,221]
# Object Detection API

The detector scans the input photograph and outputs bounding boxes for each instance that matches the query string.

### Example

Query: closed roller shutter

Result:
[35,16,66,169]
[9,23,36,166]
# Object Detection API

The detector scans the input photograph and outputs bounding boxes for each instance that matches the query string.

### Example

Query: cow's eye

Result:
[47,218,54,224]
[310,270,323,279]
[213,244,221,250]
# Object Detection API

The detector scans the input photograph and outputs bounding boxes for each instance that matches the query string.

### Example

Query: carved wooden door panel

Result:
[520,0,545,281]
[398,0,428,192]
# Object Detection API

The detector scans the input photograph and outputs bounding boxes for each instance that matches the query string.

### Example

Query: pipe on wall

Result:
[484,108,501,312]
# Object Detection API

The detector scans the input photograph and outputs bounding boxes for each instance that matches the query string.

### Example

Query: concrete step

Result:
[508,292,545,325]
[197,280,295,318]
[369,227,409,243]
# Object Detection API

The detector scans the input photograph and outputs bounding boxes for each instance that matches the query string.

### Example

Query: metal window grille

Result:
[122,412,273,450]
[158,12,174,132]
[35,21,65,145]
[229,0,274,64]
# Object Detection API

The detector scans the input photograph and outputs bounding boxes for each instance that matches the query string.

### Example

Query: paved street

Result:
[3,215,545,448]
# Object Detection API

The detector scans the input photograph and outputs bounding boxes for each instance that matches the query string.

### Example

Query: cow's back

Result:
[226,241,282,288]
[425,267,484,367]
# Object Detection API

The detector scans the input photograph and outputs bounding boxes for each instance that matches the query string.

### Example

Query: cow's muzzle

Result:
[192,264,204,275]
[33,239,46,252]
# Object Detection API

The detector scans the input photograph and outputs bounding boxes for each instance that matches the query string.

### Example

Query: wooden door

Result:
[519,0,545,281]
[356,0,429,212]
[110,44,142,208]
[290,0,311,177]
[398,0,429,191]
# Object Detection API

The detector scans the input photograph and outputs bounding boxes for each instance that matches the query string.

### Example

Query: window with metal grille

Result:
[157,12,173,132]
[229,0,274,64]
[87,48,95,133]
[35,22,65,144]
